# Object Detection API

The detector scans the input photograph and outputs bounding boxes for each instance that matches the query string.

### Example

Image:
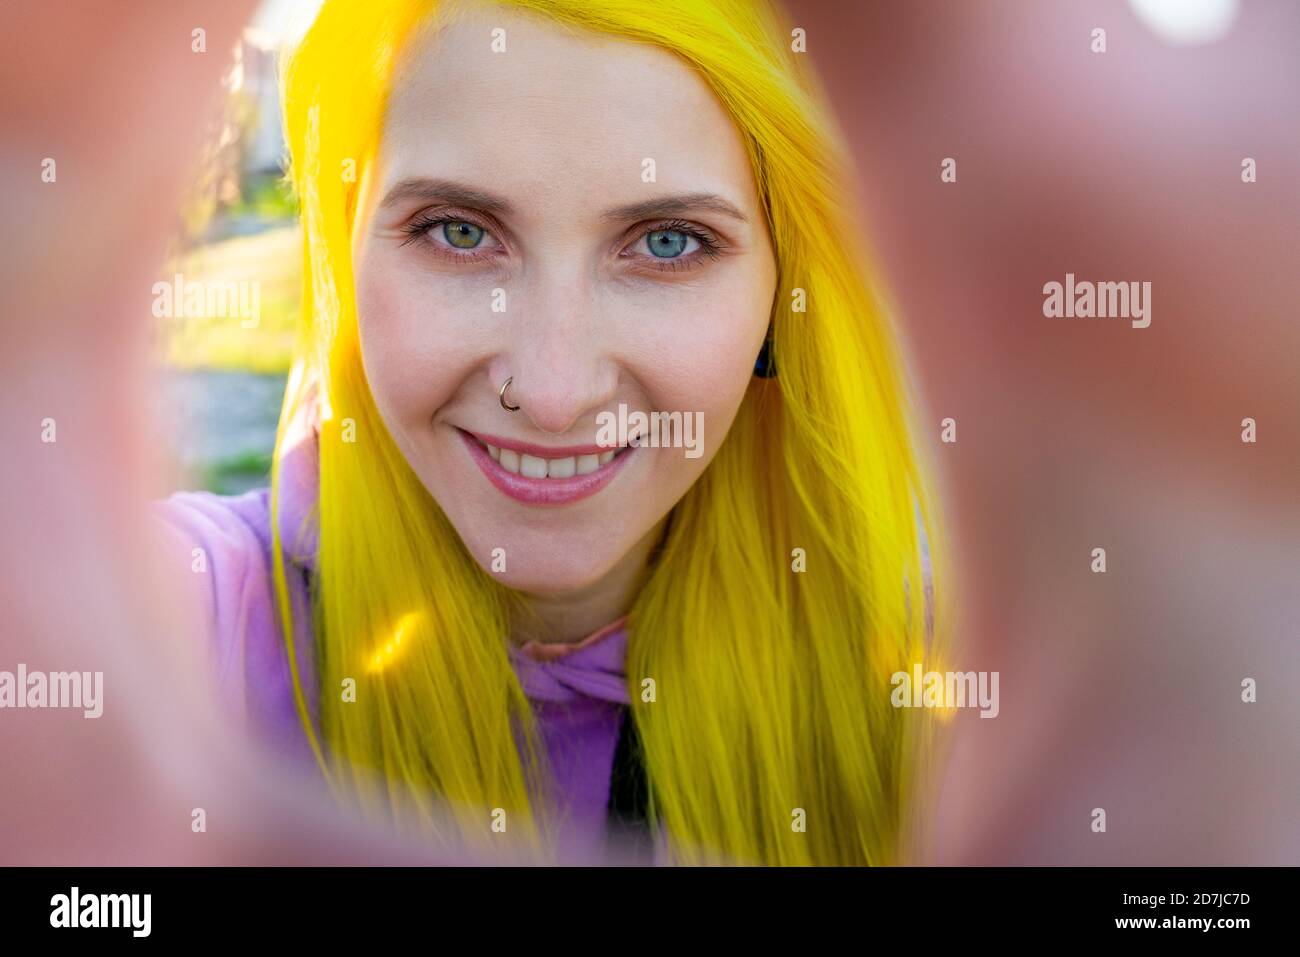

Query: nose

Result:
[493,271,620,436]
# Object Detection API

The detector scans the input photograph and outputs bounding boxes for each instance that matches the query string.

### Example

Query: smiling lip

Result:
[467,432,619,458]
[457,428,634,506]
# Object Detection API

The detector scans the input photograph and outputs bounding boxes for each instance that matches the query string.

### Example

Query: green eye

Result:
[443,221,484,249]
[646,229,689,258]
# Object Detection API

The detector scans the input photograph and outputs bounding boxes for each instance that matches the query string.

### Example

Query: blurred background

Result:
[154,0,315,493]
[107,0,1300,862]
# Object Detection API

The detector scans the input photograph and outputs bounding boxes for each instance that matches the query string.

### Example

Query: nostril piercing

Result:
[499,376,520,412]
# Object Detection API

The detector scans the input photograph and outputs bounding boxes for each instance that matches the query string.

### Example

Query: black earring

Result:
[753,324,777,378]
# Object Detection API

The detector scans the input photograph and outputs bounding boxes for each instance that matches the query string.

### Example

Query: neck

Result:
[511,515,668,646]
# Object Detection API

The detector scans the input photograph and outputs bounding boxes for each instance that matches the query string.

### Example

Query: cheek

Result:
[640,269,772,435]
[354,250,475,427]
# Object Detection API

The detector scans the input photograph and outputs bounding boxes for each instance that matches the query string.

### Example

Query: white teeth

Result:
[547,456,576,478]
[479,438,628,479]
[519,453,548,479]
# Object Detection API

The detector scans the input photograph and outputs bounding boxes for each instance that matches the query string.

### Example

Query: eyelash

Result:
[398,212,725,273]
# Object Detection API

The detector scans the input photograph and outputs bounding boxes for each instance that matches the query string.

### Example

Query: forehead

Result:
[379,6,761,223]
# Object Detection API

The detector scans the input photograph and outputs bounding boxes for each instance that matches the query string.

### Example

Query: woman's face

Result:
[352,6,777,594]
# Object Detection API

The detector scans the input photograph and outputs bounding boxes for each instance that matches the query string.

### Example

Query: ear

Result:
[752,323,777,378]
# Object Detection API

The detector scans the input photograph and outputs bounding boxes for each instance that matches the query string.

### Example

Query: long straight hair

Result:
[273,0,949,865]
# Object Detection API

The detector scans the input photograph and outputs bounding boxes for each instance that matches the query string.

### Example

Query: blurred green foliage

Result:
[228,171,300,221]
[156,225,300,373]
[197,449,275,495]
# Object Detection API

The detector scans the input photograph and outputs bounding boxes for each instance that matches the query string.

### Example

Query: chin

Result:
[483,546,625,596]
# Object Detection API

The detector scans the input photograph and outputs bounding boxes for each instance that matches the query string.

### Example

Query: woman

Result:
[154,0,946,866]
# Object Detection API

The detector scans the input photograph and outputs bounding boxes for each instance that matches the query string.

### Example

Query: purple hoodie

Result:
[150,402,645,864]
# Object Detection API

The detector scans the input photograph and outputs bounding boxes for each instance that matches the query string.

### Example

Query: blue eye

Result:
[400,213,722,273]
[646,228,691,258]
[443,221,484,249]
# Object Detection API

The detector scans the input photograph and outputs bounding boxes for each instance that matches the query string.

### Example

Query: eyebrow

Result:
[378,176,749,225]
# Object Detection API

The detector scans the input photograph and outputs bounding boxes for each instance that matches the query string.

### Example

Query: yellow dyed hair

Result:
[272,0,950,865]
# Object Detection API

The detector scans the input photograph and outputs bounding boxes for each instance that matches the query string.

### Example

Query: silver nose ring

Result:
[499,376,520,412]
